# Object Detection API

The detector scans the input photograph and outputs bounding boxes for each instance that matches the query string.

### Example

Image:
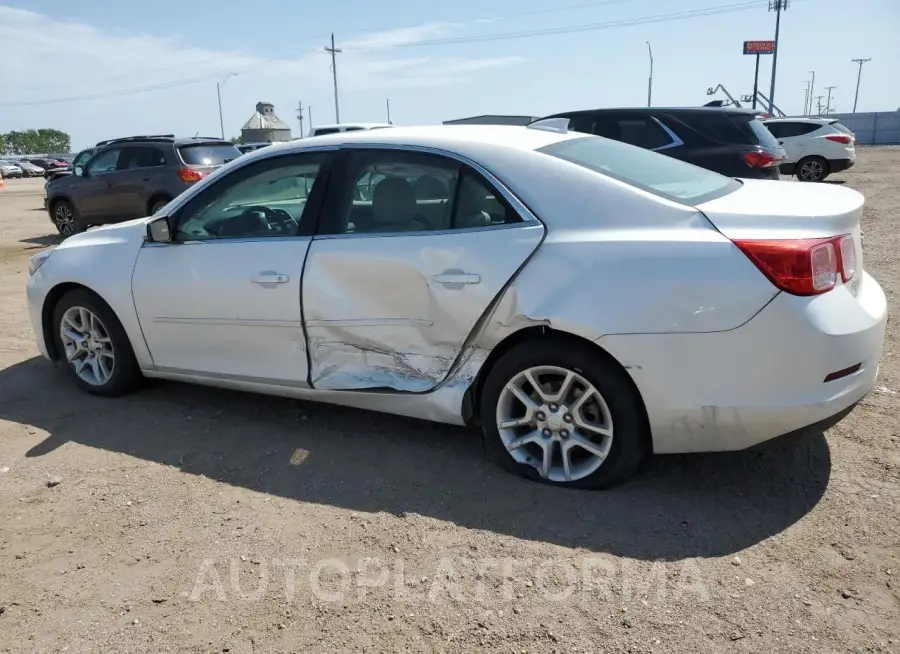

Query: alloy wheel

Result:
[798,159,825,182]
[59,306,115,386]
[54,204,76,236]
[496,365,614,483]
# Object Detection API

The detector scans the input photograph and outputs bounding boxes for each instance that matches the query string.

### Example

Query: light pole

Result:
[824,85,836,115]
[807,70,815,115]
[386,98,392,124]
[646,42,653,107]
[216,74,236,140]
[851,57,871,113]
[767,0,789,113]
[803,81,810,116]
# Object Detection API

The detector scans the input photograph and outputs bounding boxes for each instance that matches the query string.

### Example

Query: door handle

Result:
[250,272,290,285]
[432,270,481,288]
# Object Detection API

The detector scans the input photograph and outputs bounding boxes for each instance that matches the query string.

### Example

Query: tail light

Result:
[734,234,856,296]
[825,134,853,145]
[178,168,208,183]
[742,151,780,169]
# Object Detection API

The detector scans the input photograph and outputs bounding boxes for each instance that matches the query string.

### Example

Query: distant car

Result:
[532,107,786,180]
[236,142,272,154]
[0,160,24,178]
[307,123,393,137]
[45,135,241,237]
[762,118,856,182]
[25,125,886,489]
[16,161,45,178]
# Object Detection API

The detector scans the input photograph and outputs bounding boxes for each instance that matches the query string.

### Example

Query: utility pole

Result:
[646,42,653,107]
[815,95,824,115]
[824,85,836,115]
[851,57,871,113]
[767,0,788,113]
[296,101,305,138]
[216,73,236,140]
[807,70,815,115]
[324,33,342,124]
[803,81,810,116]
[386,98,392,124]
[308,106,314,132]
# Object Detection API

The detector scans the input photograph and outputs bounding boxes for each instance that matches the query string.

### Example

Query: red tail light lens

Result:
[742,151,780,168]
[825,134,852,145]
[178,168,208,183]
[735,234,856,296]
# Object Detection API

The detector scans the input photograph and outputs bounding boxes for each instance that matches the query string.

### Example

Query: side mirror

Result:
[74,165,85,177]
[147,216,172,243]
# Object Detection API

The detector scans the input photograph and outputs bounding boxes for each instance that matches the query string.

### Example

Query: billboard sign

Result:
[743,40,776,55]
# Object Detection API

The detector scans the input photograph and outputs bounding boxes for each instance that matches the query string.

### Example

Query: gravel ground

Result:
[0,152,898,654]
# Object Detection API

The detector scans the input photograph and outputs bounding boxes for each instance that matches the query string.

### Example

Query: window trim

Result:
[312,143,540,240]
[158,151,334,244]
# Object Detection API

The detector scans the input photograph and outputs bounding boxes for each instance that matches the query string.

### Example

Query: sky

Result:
[0,0,897,149]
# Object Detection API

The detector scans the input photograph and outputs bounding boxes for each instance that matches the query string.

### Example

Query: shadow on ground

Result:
[2,357,833,561]
[20,234,62,246]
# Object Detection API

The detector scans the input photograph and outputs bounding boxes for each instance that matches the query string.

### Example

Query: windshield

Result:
[538,136,741,205]
[178,143,241,166]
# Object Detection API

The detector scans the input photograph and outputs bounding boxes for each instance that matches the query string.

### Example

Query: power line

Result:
[1,0,794,108]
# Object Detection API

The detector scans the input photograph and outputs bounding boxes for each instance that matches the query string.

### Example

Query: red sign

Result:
[743,40,776,55]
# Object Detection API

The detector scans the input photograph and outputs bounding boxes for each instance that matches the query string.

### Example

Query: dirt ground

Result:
[0,152,898,654]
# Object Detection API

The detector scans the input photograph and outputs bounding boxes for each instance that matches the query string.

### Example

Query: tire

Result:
[480,338,647,489]
[51,289,142,397]
[149,197,172,215]
[51,200,84,238]
[796,156,829,182]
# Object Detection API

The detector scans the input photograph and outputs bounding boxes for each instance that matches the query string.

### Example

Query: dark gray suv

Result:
[45,135,241,237]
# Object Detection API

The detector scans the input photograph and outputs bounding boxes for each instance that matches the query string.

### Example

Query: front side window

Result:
[86,148,121,175]
[72,150,94,168]
[321,150,523,235]
[174,153,326,240]
[539,136,740,205]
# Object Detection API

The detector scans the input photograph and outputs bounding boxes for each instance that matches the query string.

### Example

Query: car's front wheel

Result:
[52,289,142,396]
[796,156,829,182]
[480,338,647,489]
[51,200,84,237]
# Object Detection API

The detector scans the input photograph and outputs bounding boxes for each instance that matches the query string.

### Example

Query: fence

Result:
[831,111,900,146]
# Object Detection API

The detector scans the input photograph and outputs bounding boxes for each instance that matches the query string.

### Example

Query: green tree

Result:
[229,135,242,144]
[1,128,71,155]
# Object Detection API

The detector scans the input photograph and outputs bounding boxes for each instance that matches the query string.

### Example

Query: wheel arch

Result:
[48,194,74,213]
[41,282,118,361]
[462,326,652,452]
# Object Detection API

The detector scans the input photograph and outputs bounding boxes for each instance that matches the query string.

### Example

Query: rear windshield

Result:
[538,136,741,205]
[737,116,782,150]
[178,143,241,166]
[830,121,854,135]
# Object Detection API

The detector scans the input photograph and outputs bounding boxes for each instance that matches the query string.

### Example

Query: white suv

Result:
[762,118,856,182]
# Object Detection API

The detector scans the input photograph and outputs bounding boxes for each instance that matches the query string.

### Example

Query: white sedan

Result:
[26,125,887,488]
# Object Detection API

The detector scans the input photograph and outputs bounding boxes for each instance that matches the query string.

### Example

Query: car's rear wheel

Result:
[52,289,142,397]
[149,197,172,215]
[480,338,647,489]
[796,156,829,182]
[52,200,84,237]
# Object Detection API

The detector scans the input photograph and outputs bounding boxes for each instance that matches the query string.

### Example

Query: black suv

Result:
[45,135,241,236]
[533,107,786,180]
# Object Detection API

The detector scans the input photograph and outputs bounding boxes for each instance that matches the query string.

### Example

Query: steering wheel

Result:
[241,205,296,234]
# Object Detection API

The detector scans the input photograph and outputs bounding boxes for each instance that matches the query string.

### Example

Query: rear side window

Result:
[178,143,241,166]
[611,118,674,149]
[673,112,746,144]
[538,136,740,205]
[764,122,822,138]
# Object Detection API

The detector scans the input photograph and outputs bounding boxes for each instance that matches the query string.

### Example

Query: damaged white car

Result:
[26,125,887,488]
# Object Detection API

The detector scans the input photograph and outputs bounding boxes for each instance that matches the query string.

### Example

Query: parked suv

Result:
[532,107,786,180]
[761,117,856,182]
[45,135,241,236]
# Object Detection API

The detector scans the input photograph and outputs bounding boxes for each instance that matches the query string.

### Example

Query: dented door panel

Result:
[303,224,545,391]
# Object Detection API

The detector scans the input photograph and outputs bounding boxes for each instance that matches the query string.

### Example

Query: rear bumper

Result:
[598,272,887,453]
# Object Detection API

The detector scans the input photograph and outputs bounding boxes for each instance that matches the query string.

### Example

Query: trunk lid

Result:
[697,179,865,295]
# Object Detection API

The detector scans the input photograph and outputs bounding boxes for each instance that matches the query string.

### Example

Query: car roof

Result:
[541,106,761,119]
[263,124,582,159]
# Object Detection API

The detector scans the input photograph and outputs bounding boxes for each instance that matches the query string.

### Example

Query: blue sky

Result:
[1,0,897,149]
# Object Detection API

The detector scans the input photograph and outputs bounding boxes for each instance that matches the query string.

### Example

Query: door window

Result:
[321,150,522,235]
[173,153,327,240]
[117,146,167,170]
[86,148,121,175]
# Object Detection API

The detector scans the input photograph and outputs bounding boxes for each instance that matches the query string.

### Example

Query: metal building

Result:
[241,102,292,143]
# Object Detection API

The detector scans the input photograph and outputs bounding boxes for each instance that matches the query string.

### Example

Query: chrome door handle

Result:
[250,272,290,285]
[432,270,481,288]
